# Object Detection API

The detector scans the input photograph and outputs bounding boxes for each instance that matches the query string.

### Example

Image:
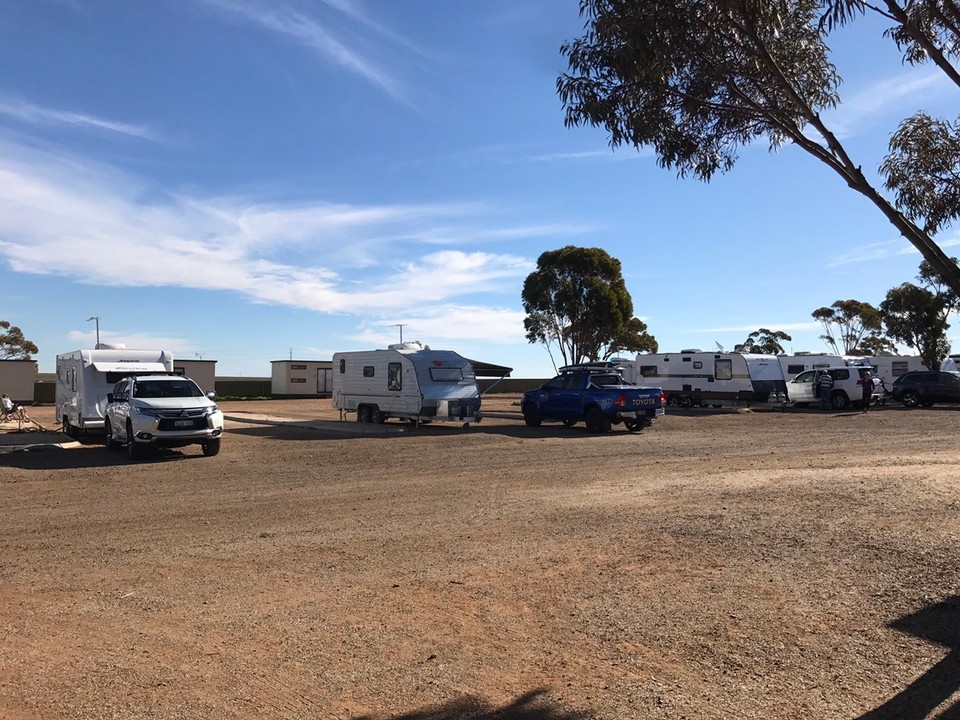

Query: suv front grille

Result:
[156,408,210,431]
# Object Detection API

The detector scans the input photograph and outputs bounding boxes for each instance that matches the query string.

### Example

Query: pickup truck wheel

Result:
[104,421,121,450]
[562,419,577,428]
[202,438,221,457]
[522,403,541,427]
[830,391,850,411]
[624,419,645,432]
[585,407,611,434]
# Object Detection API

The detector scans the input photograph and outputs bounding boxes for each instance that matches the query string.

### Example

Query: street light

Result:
[87,316,100,348]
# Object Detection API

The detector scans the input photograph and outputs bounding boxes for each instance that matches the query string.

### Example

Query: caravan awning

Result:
[91,362,169,373]
[466,359,513,378]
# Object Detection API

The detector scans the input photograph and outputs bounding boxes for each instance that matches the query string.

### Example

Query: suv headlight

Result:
[132,404,163,418]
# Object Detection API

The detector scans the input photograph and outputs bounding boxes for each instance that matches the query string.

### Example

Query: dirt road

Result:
[2,399,959,719]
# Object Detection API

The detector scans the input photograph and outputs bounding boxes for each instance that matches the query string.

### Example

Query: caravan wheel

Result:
[357,405,372,423]
[370,407,385,424]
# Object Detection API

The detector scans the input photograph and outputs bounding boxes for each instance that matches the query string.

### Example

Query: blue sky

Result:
[1,1,957,378]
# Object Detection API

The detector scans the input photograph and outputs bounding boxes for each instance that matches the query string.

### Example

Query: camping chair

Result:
[1,404,23,429]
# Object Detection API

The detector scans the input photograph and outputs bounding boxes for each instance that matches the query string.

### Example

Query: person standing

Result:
[860,371,876,413]
[818,370,835,410]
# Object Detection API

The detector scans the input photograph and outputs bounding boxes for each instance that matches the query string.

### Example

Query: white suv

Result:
[105,375,224,460]
[786,366,882,410]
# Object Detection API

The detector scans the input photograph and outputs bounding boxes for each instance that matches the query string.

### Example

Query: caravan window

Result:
[430,367,463,382]
[693,361,703,370]
[715,359,733,380]
[639,365,658,377]
[339,359,345,374]
[363,366,375,378]
[786,364,805,375]
[388,362,402,391]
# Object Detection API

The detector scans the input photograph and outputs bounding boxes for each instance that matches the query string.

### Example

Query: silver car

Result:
[105,375,224,460]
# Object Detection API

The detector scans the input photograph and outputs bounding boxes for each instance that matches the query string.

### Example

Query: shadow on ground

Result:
[857,596,960,719]
[356,689,589,720]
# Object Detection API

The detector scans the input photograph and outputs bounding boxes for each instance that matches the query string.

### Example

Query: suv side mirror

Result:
[206,391,216,400]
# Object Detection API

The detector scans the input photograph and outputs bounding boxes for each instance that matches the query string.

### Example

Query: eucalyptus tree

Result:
[521,245,658,367]
[880,258,960,369]
[733,328,793,354]
[0,321,38,360]
[558,0,960,293]
[812,300,892,355]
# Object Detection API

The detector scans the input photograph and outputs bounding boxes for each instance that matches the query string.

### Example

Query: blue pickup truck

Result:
[521,363,665,433]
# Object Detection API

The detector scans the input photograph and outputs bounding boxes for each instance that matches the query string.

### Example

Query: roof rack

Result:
[558,361,627,374]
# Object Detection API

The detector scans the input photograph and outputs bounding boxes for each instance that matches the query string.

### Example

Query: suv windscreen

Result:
[133,380,204,399]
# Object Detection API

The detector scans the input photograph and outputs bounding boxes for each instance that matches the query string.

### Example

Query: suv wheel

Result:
[127,423,146,461]
[105,421,121,450]
[901,390,920,408]
[830,391,850,411]
[202,438,221,457]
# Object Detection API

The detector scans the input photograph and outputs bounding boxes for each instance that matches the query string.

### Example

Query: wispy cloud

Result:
[0,141,544,322]
[349,305,528,347]
[0,95,156,140]
[827,232,960,267]
[197,0,418,103]
[822,68,950,139]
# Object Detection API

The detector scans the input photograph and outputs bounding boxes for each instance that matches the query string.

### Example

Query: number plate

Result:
[173,419,196,428]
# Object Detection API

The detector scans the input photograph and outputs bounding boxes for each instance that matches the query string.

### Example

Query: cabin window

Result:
[291,364,307,370]
[291,378,306,384]
[639,365,658,377]
[339,359,345,373]
[363,366,375,378]
[430,367,463,382]
[715,359,733,380]
[693,361,703,370]
[388,362,402,391]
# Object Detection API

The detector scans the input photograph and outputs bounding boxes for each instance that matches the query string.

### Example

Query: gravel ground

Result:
[1,398,959,719]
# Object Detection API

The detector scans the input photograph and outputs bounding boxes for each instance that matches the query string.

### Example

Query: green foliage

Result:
[557,0,960,295]
[881,113,960,235]
[0,321,38,360]
[559,0,838,182]
[521,246,657,366]
[733,328,792,355]
[811,300,891,355]
[880,258,959,370]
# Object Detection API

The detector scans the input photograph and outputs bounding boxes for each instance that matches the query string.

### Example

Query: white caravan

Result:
[861,354,927,393]
[56,347,174,437]
[332,343,482,426]
[777,352,847,382]
[634,350,787,407]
